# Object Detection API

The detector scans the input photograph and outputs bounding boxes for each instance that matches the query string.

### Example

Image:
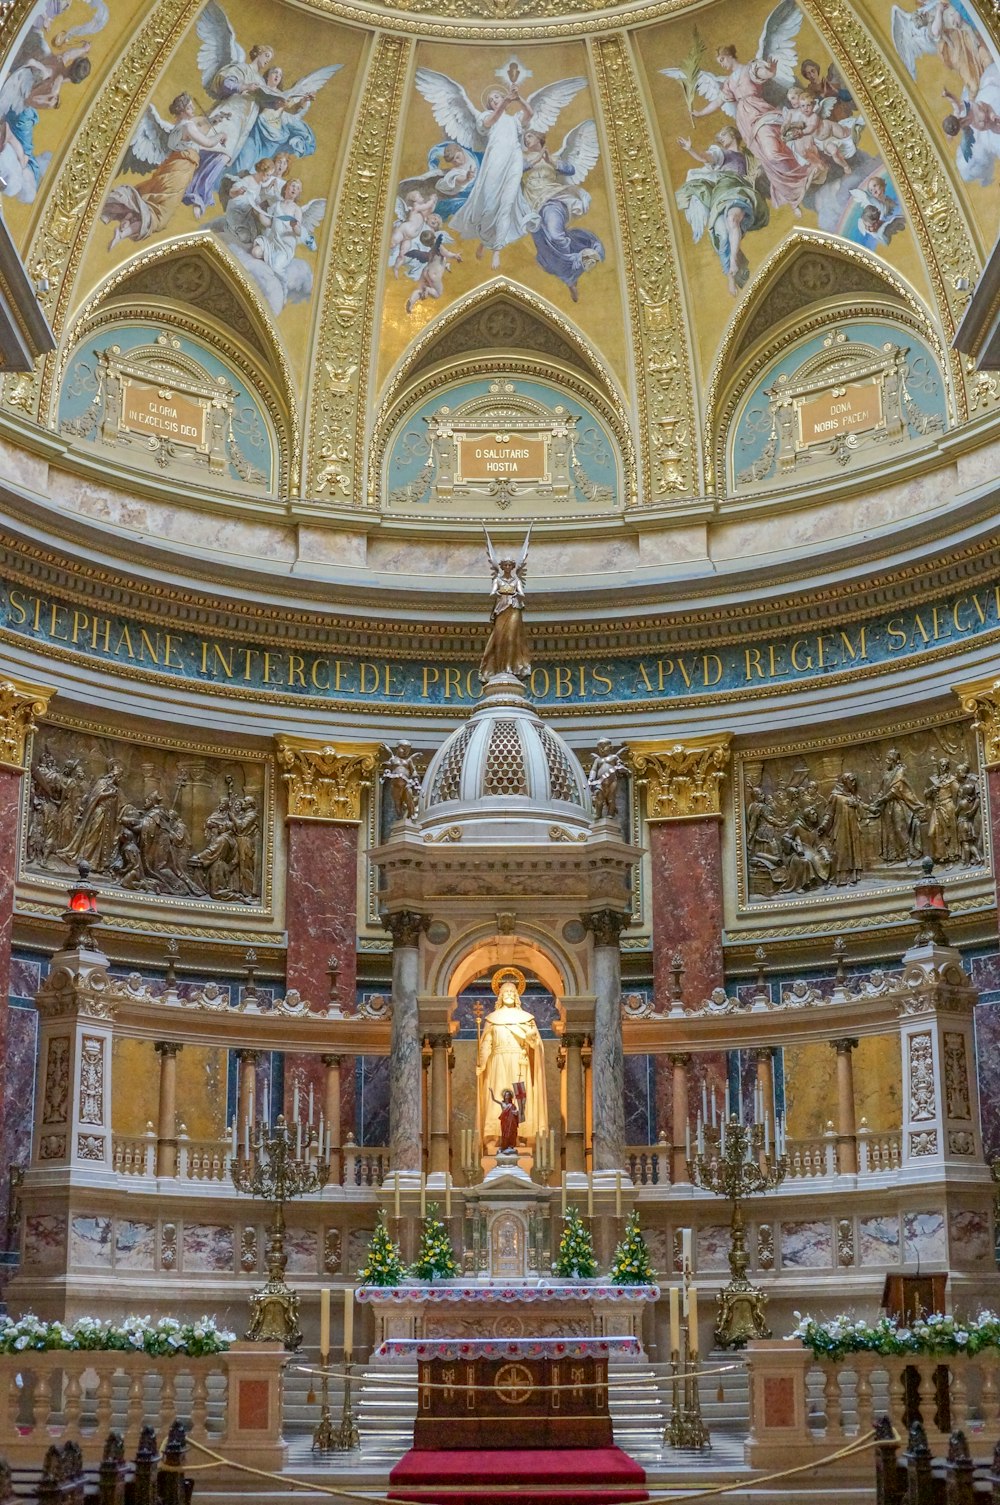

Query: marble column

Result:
[275,736,377,1008]
[384,910,427,1174]
[669,1053,691,1183]
[957,677,1000,896]
[428,1035,450,1175]
[322,1053,342,1184]
[236,1048,261,1152]
[154,1042,182,1177]
[584,908,628,1172]
[833,1038,859,1175]
[563,1034,586,1174]
[0,679,52,1228]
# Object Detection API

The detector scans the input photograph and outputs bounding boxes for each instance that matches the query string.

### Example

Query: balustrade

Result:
[108,1134,388,1186]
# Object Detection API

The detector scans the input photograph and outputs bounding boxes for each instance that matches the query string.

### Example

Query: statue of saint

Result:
[477,968,548,1151]
[491,1088,521,1155]
[479,527,531,682]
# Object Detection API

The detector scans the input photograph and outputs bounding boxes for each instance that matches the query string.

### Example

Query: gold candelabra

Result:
[231,1113,328,1349]
[312,1355,359,1452]
[687,1114,786,1349]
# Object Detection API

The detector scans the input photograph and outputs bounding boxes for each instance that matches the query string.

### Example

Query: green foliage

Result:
[790,1310,1000,1362]
[609,1211,655,1285]
[358,1210,406,1287]
[553,1206,597,1280]
[410,1203,459,1281]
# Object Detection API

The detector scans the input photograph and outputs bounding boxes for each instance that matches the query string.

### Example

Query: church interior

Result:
[1,0,1000,1497]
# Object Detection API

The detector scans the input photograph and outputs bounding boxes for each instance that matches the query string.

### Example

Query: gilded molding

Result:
[631,735,731,820]
[275,736,378,823]
[306,34,410,502]
[956,677,1000,769]
[10,0,204,425]
[0,677,53,773]
[797,0,979,417]
[590,33,697,504]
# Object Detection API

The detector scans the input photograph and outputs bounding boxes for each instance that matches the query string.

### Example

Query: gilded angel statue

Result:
[413,59,588,267]
[480,527,531,683]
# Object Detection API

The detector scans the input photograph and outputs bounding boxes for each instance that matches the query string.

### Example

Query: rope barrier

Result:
[291,1361,747,1393]
[174,1423,897,1504]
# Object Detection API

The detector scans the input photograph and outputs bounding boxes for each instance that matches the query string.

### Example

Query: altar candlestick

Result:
[231,1118,237,1159]
[701,1082,708,1122]
[445,1172,452,1219]
[669,1286,680,1352]
[682,1227,693,1272]
[587,1172,593,1218]
[293,1083,300,1124]
[711,1090,717,1130]
[394,1177,400,1220]
[420,1173,426,1219]
[689,1285,699,1353]
[319,1287,330,1357]
[615,1170,622,1218]
[343,1287,354,1359]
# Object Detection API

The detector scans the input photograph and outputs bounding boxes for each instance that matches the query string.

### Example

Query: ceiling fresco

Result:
[0,0,997,508]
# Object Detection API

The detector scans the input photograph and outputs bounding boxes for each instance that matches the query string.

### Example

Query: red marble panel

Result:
[285,819,359,1005]
[0,767,21,1237]
[989,766,1000,902]
[648,819,724,1006]
[762,1375,796,1428]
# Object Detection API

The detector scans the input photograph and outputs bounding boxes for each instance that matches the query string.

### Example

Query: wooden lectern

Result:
[881,1273,947,1324]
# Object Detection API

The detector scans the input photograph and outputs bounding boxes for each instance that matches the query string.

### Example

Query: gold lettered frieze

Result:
[631,736,731,821]
[120,379,207,450]
[797,380,883,446]
[275,736,378,823]
[0,677,53,773]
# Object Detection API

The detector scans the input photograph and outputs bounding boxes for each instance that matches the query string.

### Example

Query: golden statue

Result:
[477,967,548,1152]
[479,527,531,683]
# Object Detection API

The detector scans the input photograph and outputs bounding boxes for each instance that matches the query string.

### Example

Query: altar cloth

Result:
[376,1336,641,1360]
[358,1283,659,1303]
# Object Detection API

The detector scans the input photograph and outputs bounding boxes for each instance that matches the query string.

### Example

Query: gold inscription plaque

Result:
[457,433,548,482]
[121,379,207,448]
[797,380,883,446]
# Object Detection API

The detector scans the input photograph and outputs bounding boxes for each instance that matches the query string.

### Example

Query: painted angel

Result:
[251,178,326,279]
[413,60,587,267]
[891,0,994,95]
[101,94,223,246]
[521,120,604,301]
[479,526,531,683]
[662,0,816,211]
[228,61,342,177]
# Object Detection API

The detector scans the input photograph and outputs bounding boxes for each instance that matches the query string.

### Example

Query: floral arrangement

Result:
[410,1204,459,1282]
[789,1310,1000,1362]
[0,1314,235,1357]
[608,1212,655,1286]
[358,1211,406,1286]
[553,1207,597,1280]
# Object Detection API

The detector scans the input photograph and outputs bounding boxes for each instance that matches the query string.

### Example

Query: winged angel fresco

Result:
[664,0,901,294]
[891,0,1000,186]
[391,58,604,310]
[0,0,109,205]
[102,2,338,313]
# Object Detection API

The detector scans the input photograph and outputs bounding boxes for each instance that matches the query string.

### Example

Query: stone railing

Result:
[785,1133,838,1179]
[110,1133,388,1187]
[746,1339,1000,1472]
[343,1137,388,1186]
[626,1143,666,1186]
[858,1127,902,1173]
[0,1343,288,1470]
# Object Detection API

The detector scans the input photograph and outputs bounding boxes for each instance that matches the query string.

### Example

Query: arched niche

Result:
[54,237,297,494]
[704,230,952,496]
[427,921,586,1003]
[371,280,636,513]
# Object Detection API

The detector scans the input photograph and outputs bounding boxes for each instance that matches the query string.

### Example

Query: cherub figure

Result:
[404,228,462,314]
[588,739,629,821]
[942,83,1000,136]
[479,527,531,682]
[390,187,440,273]
[381,741,423,821]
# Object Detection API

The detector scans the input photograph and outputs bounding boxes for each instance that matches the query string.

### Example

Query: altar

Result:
[357,1281,659,1347]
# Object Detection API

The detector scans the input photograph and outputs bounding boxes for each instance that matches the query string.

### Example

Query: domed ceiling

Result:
[0,0,998,517]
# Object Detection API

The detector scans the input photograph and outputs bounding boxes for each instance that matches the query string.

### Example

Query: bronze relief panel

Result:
[737,717,987,909]
[22,722,271,910]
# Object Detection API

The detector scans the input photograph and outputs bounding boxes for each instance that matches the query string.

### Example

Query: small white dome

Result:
[419,685,591,842]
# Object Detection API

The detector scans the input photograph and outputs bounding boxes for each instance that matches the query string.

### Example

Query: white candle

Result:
[296,1120,302,1158]
[309,1085,314,1126]
[689,1285,699,1357]
[263,1083,269,1124]
[549,1129,555,1175]
[682,1227,693,1272]
[615,1170,622,1218]
[721,1114,727,1155]
[701,1082,708,1121]
[725,1084,731,1124]
[685,1120,691,1159]
[343,1287,354,1359]
[319,1286,330,1357]
[445,1172,452,1219]
[243,1116,250,1159]
[293,1082,300,1124]
[710,1090,717,1130]
[231,1117,237,1158]
[420,1173,426,1219]
[669,1286,680,1354]
[562,1173,567,1217]
[764,1111,771,1156]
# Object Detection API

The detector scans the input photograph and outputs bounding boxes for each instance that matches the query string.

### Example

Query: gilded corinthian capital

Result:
[630,735,732,820]
[0,678,53,773]
[956,677,1000,768]
[274,736,378,822]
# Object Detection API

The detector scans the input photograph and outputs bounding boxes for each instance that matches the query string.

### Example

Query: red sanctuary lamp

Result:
[62,860,101,948]
[911,855,951,945]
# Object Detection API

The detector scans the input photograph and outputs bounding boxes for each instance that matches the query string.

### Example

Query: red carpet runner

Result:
[388,1445,649,1504]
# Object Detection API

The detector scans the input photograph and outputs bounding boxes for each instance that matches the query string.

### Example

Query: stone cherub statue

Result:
[381,740,423,821]
[480,526,531,683]
[587,738,629,820]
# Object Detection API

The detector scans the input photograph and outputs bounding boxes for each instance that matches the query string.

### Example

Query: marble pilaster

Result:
[153,1042,182,1177]
[833,1038,859,1175]
[584,909,628,1172]
[385,911,427,1175]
